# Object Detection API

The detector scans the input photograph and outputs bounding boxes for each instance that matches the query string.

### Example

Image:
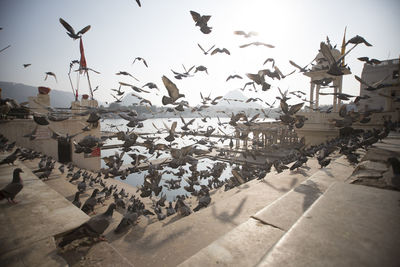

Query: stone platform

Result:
[1,132,400,266]
[0,156,133,267]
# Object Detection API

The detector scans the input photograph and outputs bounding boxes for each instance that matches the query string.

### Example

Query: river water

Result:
[100,117,272,201]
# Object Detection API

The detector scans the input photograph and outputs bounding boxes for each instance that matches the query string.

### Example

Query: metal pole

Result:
[86,71,94,100]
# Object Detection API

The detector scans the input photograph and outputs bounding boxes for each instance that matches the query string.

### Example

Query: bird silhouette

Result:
[226,74,243,82]
[132,57,148,67]
[239,41,275,48]
[59,18,90,40]
[44,72,57,82]
[161,75,185,105]
[197,44,215,55]
[116,71,139,82]
[211,47,230,55]
[234,30,258,38]
[346,35,372,47]
[190,10,212,34]
[357,57,381,65]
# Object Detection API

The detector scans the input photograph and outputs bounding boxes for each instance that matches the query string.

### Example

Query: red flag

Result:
[91,147,100,157]
[79,38,87,73]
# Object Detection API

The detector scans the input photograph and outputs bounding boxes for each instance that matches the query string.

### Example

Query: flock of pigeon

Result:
[1,116,399,247]
[1,4,399,249]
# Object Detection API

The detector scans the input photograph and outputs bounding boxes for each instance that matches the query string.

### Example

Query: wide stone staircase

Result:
[2,133,400,266]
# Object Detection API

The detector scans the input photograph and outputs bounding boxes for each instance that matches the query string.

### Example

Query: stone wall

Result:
[1,92,101,171]
[0,118,101,171]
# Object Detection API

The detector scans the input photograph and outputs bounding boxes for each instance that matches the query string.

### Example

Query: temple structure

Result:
[237,41,400,147]
[234,121,303,150]
[303,44,351,112]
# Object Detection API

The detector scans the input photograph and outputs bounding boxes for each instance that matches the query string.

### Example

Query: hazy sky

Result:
[0,0,399,107]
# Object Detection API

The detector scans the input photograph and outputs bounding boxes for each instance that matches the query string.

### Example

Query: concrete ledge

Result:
[66,242,135,267]
[252,182,322,231]
[256,183,400,267]
[0,162,89,255]
[252,155,354,231]
[179,155,356,266]
[0,237,67,267]
[0,159,135,267]
[178,218,284,267]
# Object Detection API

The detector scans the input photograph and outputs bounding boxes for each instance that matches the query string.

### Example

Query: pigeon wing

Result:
[289,60,303,70]
[1,183,23,198]
[77,25,91,36]
[234,30,246,36]
[171,121,177,133]
[162,76,180,101]
[288,102,304,115]
[190,11,201,22]
[319,42,336,65]
[59,18,75,35]
[86,214,111,234]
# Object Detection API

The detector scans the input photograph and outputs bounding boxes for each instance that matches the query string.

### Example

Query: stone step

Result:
[256,183,400,267]
[178,155,355,267]
[0,157,134,267]
[108,157,323,267]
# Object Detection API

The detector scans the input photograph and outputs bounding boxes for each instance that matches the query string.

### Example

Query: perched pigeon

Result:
[114,209,139,234]
[59,203,116,247]
[72,192,81,208]
[166,201,176,217]
[193,191,211,212]
[0,168,24,204]
[81,189,99,214]
[0,149,21,165]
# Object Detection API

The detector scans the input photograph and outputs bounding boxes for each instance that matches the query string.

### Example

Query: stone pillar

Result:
[71,101,82,115]
[235,130,240,148]
[28,93,50,114]
[333,86,338,112]
[337,77,342,110]
[310,82,315,110]
[315,84,321,109]
[261,133,265,147]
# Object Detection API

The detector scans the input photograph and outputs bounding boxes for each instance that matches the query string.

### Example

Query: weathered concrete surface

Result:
[1,237,67,267]
[0,155,135,267]
[253,154,354,232]
[256,183,400,267]
[0,157,88,266]
[180,153,354,267]
[108,157,323,267]
[361,132,400,162]
[355,160,388,173]
[57,242,134,267]
[178,218,284,267]
[347,132,400,190]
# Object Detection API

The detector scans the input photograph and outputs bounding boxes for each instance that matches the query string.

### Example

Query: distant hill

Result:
[0,81,75,107]
[120,93,140,106]
[217,89,263,109]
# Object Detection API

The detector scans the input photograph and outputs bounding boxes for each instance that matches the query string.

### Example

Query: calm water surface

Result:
[100,117,272,200]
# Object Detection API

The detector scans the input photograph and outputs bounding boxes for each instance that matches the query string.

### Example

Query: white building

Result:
[357,58,400,112]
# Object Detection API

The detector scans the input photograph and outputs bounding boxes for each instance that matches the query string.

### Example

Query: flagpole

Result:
[86,71,94,100]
